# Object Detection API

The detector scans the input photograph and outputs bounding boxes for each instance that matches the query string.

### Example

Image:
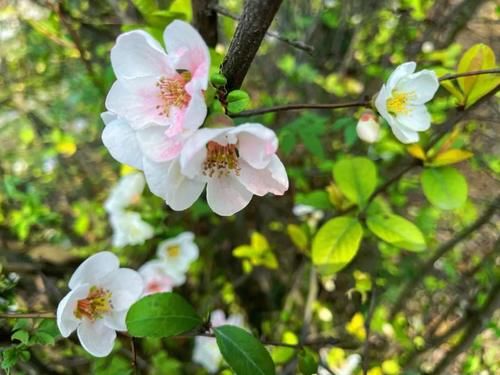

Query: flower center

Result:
[156,71,191,117]
[166,245,181,258]
[74,286,112,321]
[386,91,415,115]
[203,141,240,178]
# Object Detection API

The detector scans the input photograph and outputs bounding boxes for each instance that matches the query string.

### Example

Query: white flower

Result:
[293,204,324,228]
[104,172,146,213]
[156,232,198,274]
[356,111,380,144]
[192,310,245,373]
[143,124,289,216]
[138,260,186,295]
[105,20,209,136]
[110,211,154,248]
[375,62,439,143]
[56,252,143,357]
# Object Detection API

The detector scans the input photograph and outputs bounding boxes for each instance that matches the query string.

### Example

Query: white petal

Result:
[206,176,253,216]
[136,126,184,162]
[374,85,393,125]
[396,69,439,104]
[110,212,154,248]
[101,268,144,311]
[104,172,145,213]
[142,158,172,200]
[56,285,89,337]
[238,156,289,196]
[111,30,172,79]
[386,62,416,91]
[163,20,210,88]
[193,336,221,373]
[105,78,170,129]
[229,123,278,169]
[390,123,420,144]
[77,319,116,357]
[210,310,226,327]
[101,112,144,169]
[180,89,207,131]
[395,105,431,131]
[164,159,206,211]
[103,310,128,331]
[69,252,119,290]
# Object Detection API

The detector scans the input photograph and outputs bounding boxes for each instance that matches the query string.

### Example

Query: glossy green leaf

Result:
[421,167,468,210]
[367,213,426,251]
[126,293,202,338]
[287,224,309,252]
[312,216,363,275]
[298,348,318,375]
[214,325,275,375]
[333,157,377,207]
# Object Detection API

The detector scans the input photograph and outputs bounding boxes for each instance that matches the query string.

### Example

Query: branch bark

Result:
[191,0,218,47]
[221,0,283,91]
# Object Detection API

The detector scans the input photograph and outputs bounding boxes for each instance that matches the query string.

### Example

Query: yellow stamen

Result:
[203,141,240,178]
[156,71,192,117]
[74,286,112,321]
[386,91,415,115]
[166,245,181,258]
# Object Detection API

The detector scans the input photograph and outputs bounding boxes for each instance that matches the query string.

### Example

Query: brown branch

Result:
[0,312,56,319]
[220,0,283,91]
[191,0,218,47]
[362,286,377,375]
[389,195,500,320]
[438,68,500,82]
[210,3,314,54]
[231,99,371,117]
[428,280,500,375]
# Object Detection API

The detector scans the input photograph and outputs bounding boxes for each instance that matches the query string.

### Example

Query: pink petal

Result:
[238,156,289,196]
[229,123,278,169]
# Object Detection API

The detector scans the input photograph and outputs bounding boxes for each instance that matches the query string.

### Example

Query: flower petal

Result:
[174,89,207,133]
[111,30,172,79]
[206,175,253,216]
[374,84,393,124]
[103,310,128,331]
[101,112,144,169]
[105,77,170,129]
[229,123,278,169]
[396,105,431,131]
[104,172,145,213]
[386,61,416,91]
[164,159,206,211]
[142,158,172,200]
[163,20,210,88]
[101,268,143,311]
[136,125,185,162]
[390,123,420,144]
[68,252,119,290]
[396,69,439,104]
[77,319,116,357]
[238,156,288,196]
[56,284,89,337]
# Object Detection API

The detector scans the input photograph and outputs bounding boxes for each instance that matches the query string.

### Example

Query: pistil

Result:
[203,141,240,178]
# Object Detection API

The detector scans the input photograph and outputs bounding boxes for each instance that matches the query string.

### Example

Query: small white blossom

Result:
[104,172,146,213]
[375,61,439,143]
[56,252,143,357]
[138,260,186,295]
[156,232,199,274]
[110,211,154,248]
[356,111,380,144]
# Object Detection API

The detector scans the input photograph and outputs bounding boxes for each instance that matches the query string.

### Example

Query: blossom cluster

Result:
[102,20,289,216]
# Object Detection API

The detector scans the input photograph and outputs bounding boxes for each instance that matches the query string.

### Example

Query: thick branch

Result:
[221,0,283,91]
[191,0,218,47]
[389,195,500,320]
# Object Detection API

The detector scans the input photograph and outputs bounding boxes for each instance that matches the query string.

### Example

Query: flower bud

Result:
[356,111,380,143]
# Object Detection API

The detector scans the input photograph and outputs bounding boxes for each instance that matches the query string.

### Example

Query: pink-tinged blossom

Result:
[104,20,209,147]
[143,124,289,216]
[375,62,439,143]
[138,260,186,295]
[356,111,380,144]
[56,252,143,357]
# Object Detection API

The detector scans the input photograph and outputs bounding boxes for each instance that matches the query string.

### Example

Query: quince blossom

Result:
[109,211,154,248]
[156,232,199,274]
[192,310,244,373]
[356,110,380,144]
[375,62,439,143]
[104,172,145,213]
[144,124,289,216]
[57,252,143,357]
[138,260,186,295]
[105,20,209,139]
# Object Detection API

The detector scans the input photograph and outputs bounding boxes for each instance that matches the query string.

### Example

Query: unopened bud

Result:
[356,111,380,144]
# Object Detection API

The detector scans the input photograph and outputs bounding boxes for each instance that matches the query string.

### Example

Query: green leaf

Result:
[11,330,30,345]
[366,213,426,251]
[227,90,250,113]
[126,292,202,338]
[279,129,296,155]
[421,167,468,210]
[298,348,318,375]
[287,224,309,252]
[31,332,55,345]
[214,325,275,375]
[333,157,377,207]
[312,217,363,275]
[131,0,157,16]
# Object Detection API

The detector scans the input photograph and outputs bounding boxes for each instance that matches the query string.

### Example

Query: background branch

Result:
[191,0,218,47]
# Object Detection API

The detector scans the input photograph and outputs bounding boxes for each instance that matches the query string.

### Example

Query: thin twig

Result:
[438,68,500,82]
[209,4,314,54]
[362,287,377,375]
[0,312,56,319]
[130,336,138,375]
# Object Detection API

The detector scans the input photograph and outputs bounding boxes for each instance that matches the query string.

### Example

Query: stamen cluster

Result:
[74,286,113,321]
[203,141,241,178]
[156,72,192,116]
